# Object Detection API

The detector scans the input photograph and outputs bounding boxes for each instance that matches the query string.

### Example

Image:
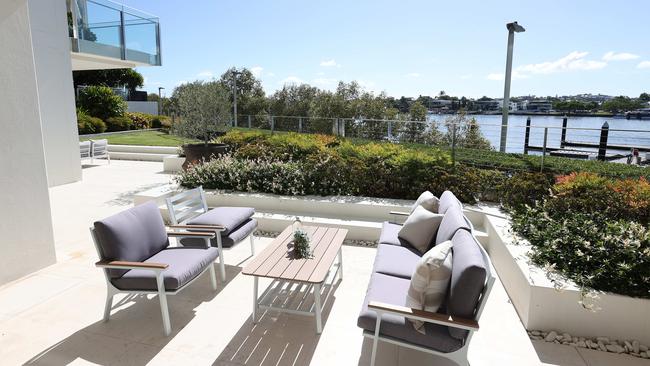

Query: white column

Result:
[0,0,57,285]
[29,0,82,187]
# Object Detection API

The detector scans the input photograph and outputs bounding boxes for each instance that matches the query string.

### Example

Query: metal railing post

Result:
[540,127,548,172]
[270,115,275,134]
[248,115,252,129]
[560,116,568,148]
[119,9,126,60]
[598,121,609,161]
[299,117,303,133]
[523,117,531,155]
[387,121,392,139]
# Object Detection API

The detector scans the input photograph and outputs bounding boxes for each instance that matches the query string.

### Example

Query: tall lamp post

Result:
[499,21,525,153]
[157,87,165,115]
[232,69,242,127]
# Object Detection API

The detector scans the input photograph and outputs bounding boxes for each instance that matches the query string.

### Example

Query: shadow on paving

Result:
[24,265,241,365]
[213,281,340,366]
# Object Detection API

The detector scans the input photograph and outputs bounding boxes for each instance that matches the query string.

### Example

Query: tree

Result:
[602,96,644,113]
[639,93,650,102]
[172,81,231,145]
[77,85,126,120]
[73,68,144,92]
[219,67,268,122]
[402,101,427,142]
[443,112,492,150]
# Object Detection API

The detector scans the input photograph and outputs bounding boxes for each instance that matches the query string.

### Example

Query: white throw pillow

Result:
[405,240,453,334]
[410,191,439,214]
[398,206,444,254]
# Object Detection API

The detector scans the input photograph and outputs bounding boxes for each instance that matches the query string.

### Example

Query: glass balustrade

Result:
[68,0,161,66]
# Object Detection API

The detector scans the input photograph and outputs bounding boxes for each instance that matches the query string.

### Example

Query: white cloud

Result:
[603,51,639,61]
[279,76,304,85]
[313,77,337,86]
[637,61,650,69]
[405,72,421,78]
[250,66,263,77]
[320,59,340,67]
[517,51,606,74]
[267,72,276,77]
[487,51,606,81]
[196,70,213,78]
[460,74,472,80]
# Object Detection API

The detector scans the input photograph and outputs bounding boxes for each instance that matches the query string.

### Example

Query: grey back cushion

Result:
[435,206,470,246]
[438,190,462,215]
[94,201,169,278]
[446,229,487,339]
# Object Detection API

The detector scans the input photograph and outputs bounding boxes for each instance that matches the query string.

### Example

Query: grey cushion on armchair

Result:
[93,201,170,278]
[187,206,255,235]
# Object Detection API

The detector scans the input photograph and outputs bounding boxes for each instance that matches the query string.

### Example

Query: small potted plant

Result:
[172,80,232,169]
[291,217,312,259]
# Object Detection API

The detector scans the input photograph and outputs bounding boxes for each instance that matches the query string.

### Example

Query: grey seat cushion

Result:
[447,229,487,339]
[378,221,410,247]
[357,273,463,353]
[435,206,470,246]
[111,247,220,291]
[187,206,255,235]
[438,191,462,215]
[94,201,169,278]
[181,218,257,248]
[372,244,420,279]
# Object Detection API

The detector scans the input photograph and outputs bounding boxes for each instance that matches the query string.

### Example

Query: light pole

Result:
[157,87,165,115]
[232,69,242,127]
[499,21,525,153]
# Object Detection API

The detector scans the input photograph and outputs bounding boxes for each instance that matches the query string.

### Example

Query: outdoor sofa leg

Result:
[216,235,226,281]
[103,289,114,322]
[250,233,255,256]
[209,263,218,290]
[370,315,381,366]
[156,272,172,336]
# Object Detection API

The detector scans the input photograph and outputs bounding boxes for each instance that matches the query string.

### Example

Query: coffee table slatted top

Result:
[243,226,347,284]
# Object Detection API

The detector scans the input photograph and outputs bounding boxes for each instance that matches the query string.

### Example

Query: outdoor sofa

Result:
[357,191,496,366]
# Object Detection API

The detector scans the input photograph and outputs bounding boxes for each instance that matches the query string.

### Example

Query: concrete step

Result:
[108,145,179,155]
[253,211,382,241]
[108,151,171,162]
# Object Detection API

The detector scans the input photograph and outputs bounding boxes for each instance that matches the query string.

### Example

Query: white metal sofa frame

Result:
[91,227,218,336]
[90,139,110,164]
[165,186,256,281]
[369,206,496,366]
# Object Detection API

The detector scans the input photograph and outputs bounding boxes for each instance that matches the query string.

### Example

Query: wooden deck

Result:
[243,225,348,284]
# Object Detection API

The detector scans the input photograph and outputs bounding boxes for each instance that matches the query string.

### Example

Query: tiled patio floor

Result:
[0,160,646,366]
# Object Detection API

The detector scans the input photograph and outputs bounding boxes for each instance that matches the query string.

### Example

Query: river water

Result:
[426,114,650,154]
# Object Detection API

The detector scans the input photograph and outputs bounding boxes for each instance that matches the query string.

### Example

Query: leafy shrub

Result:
[499,172,554,211]
[77,109,106,134]
[151,115,172,128]
[105,116,134,132]
[125,112,152,129]
[511,205,650,299]
[77,85,126,121]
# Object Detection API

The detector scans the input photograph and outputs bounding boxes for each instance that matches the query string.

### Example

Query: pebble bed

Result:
[528,330,650,359]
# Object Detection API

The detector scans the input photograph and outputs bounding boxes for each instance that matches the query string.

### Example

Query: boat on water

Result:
[625,108,650,120]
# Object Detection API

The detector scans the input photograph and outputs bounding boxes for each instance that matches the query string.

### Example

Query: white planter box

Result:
[483,214,650,345]
[163,155,185,172]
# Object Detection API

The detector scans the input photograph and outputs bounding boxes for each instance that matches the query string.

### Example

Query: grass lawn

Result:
[80,130,199,147]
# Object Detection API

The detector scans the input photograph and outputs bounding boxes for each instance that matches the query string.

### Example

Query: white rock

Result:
[606,344,625,354]
[597,336,610,343]
[531,330,541,336]
[632,340,640,353]
[641,352,648,359]
[598,341,607,352]
[576,341,586,348]
[531,335,542,340]
[640,344,648,352]
[545,331,558,342]
[562,333,572,341]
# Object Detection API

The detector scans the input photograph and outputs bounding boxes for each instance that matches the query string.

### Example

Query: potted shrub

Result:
[173,80,232,169]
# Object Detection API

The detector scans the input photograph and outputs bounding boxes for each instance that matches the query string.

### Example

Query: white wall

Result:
[29,0,81,187]
[127,101,159,115]
[0,0,57,285]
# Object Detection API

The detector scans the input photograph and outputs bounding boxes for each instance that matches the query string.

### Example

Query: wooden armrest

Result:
[167,224,225,231]
[389,211,410,216]
[95,260,168,270]
[167,231,215,238]
[368,301,479,331]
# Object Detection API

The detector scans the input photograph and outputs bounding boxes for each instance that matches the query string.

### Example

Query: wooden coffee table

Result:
[242,225,347,334]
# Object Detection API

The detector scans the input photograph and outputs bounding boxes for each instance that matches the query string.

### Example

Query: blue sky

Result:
[121,0,650,99]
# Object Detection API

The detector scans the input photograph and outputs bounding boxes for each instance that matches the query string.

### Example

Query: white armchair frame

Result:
[90,139,110,164]
[91,227,218,336]
[165,186,256,280]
